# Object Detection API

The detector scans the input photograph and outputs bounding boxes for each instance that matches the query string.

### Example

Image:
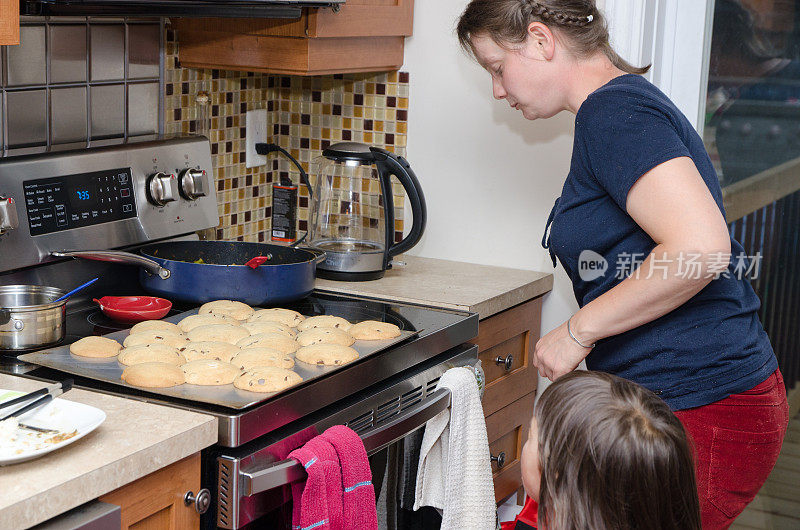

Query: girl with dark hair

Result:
[520,371,701,530]
[456,1,789,528]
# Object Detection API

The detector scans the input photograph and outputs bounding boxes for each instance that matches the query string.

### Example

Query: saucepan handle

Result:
[51,250,171,280]
[239,388,451,496]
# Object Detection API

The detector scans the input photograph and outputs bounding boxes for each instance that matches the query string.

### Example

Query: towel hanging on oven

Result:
[413,367,495,529]
[288,425,378,530]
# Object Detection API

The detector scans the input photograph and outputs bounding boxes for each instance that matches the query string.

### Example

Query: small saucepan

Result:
[52,241,326,306]
[0,285,67,351]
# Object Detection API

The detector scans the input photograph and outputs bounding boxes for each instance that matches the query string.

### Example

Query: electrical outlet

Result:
[245,109,268,168]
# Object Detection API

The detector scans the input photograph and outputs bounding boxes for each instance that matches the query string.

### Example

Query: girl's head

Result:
[521,371,701,530]
[456,1,649,119]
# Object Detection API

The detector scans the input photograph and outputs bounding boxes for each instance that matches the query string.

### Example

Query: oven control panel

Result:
[24,168,137,236]
[0,136,219,273]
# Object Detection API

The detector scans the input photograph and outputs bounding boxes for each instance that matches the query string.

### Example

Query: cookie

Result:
[187,323,250,345]
[69,336,122,358]
[181,360,242,386]
[296,328,355,347]
[177,313,238,333]
[121,362,185,388]
[247,308,305,328]
[236,332,300,354]
[198,300,254,321]
[241,321,296,338]
[233,367,302,393]
[129,320,180,335]
[348,320,402,340]
[178,341,241,363]
[295,344,359,366]
[118,344,187,366]
[296,315,352,332]
[122,330,191,349]
[230,347,295,370]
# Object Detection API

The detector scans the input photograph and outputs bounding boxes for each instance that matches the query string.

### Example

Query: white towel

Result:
[414,367,496,529]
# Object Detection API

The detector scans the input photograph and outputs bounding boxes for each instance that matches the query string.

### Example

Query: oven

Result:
[0,137,481,528]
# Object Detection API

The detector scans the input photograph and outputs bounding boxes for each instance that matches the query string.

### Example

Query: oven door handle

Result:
[240,388,451,496]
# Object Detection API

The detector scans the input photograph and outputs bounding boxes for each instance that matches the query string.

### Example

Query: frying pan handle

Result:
[51,250,171,280]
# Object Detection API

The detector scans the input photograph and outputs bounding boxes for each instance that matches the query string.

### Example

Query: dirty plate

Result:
[0,389,105,465]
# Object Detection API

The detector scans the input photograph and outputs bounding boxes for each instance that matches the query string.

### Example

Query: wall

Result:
[164,25,409,244]
[403,0,580,339]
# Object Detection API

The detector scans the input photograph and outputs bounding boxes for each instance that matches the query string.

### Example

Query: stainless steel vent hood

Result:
[22,0,345,18]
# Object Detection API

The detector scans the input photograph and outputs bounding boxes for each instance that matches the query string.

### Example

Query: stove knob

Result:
[0,196,19,235]
[178,168,208,201]
[146,172,178,206]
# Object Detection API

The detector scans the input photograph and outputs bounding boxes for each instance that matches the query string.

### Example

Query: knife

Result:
[0,379,74,421]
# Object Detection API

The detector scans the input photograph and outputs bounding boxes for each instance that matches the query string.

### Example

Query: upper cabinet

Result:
[0,0,19,45]
[173,0,414,76]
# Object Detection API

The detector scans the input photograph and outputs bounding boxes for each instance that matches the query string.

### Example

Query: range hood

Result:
[22,0,345,18]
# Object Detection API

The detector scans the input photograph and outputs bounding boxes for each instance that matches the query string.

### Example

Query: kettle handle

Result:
[371,147,427,259]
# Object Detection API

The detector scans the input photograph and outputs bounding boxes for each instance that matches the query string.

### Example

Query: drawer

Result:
[472,297,541,417]
[485,391,536,504]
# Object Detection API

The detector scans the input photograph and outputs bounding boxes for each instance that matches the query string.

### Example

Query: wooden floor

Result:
[731,412,800,529]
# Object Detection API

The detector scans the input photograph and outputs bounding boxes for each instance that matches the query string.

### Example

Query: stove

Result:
[0,138,480,529]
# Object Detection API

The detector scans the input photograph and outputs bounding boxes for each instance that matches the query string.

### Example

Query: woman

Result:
[456,1,789,528]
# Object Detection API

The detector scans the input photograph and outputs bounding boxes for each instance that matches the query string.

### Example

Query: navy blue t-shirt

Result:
[543,74,777,410]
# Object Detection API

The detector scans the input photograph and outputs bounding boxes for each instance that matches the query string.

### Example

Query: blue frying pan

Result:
[52,241,325,306]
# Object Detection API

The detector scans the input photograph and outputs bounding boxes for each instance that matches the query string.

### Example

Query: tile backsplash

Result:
[0,17,162,156]
[163,23,409,244]
[1,18,410,244]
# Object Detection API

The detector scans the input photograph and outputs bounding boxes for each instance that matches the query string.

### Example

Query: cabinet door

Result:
[0,0,19,45]
[486,391,536,504]
[173,0,413,75]
[471,297,541,417]
[98,453,202,529]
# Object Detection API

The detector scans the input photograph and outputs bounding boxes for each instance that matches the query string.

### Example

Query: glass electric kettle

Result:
[308,142,426,281]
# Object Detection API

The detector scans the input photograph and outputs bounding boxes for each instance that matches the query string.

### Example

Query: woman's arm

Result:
[533,156,733,381]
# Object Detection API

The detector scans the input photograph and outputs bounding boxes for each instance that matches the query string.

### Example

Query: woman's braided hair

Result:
[456,0,649,75]
[525,0,593,27]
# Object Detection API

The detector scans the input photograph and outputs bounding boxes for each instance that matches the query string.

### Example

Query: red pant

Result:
[675,370,789,530]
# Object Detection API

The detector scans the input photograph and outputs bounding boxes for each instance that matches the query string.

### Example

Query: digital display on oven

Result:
[23,168,136,236]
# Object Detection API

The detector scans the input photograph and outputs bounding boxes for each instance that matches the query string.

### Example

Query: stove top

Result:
[0,290,479,446]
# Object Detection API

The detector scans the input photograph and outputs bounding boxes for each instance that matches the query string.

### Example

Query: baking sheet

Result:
[18,309,418,409]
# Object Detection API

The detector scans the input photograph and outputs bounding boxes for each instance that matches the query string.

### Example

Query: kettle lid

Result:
[322,142,375,162]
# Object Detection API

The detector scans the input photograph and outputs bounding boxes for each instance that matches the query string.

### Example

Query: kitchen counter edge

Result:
[0,375,218,529]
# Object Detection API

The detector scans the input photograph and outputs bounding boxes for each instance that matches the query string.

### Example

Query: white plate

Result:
[0,389,106,465]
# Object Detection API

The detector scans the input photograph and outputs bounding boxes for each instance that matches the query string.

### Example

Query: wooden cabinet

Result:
[471,296,542,505]
[173,0,414,76]
[98,453,203,529]
[472,297,541,418]
[0,0,19,45]
[486,392,536,504]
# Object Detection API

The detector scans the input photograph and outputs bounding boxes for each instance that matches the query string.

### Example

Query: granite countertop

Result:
[314,255,553,319]
[0,375,218,529]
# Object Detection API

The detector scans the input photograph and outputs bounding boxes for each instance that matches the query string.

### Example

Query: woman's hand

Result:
[532,320,592,381]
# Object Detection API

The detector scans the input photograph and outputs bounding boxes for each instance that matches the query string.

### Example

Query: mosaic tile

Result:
[165,24,409,244]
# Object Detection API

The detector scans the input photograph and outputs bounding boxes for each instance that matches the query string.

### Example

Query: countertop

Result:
[0,374,218,529]
[314,255,553,319]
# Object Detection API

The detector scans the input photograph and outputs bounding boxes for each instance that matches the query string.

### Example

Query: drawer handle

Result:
[495,355,513,371]
[490,451,507,469]
[184,489,211,514]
